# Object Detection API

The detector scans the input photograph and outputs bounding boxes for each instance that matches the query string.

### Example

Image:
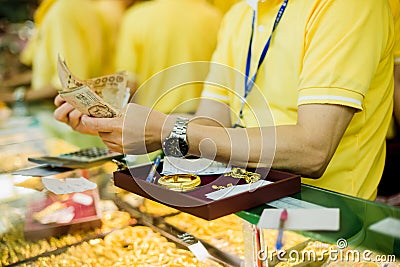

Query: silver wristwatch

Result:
[162,117,189,158]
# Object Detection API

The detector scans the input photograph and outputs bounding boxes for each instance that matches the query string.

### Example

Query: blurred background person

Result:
[0,1,35,103]
[18,0,119,99]
[8,0,138,148]
[114,0,222,114]
[93,0,138,72]
[1,0,137,104]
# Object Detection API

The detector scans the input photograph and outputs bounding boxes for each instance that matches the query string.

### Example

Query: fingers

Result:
[54,95,66,107]
[53,102,75,124]
[81,116,116,133]
[68,109,83,130]
[99,131,123,153]
[98,130,117,140]
[101,139,123,154]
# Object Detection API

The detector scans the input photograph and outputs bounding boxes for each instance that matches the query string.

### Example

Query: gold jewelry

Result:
[211,183,234,190]
[158,174,201,192]
[224,167,261,184]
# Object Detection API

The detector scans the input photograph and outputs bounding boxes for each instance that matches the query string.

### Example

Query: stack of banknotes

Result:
[57,55,130,118]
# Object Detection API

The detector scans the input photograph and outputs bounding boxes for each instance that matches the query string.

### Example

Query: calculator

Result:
[28,147,124,169]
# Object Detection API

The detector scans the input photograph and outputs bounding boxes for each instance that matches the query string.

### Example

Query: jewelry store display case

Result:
[1,106,400,267]
[1,9,399,265]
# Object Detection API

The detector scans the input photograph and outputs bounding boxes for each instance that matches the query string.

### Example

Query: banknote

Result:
[59,85,119,118]
[57,55,83,89]
[57,55,129,117]
[79,72,128,110]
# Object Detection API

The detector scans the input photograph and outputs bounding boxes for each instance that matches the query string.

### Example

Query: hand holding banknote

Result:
[56,55,130,118]
[54,55,130,135]
[54,95,99,135]
[54,56,171,154]
[58,85,119,118]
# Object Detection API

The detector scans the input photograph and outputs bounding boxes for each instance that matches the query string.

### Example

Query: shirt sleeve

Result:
[298,0,393,110]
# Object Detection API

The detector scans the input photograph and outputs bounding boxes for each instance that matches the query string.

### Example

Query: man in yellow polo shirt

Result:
[114,0,222,114]
[54,0,394,200]
[196,0,394,200]
[20,0,122,147]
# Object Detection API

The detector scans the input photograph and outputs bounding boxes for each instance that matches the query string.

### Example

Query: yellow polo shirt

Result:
[20,0,112,90]
[208,0,242,14]
[202,0,394,199]
[115,0,222,114]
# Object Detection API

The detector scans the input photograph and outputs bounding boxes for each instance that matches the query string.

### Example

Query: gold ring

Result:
[158,174,201,192]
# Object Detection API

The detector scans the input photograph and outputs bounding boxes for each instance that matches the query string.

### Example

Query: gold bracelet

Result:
[158,174,201,192]
[224,167,261,184]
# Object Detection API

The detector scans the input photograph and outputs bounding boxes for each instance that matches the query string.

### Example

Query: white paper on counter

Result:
[188,242,210,261]
[267,196,326,209]
[368,217,400,239]
[205,180,272,200]
[257,208,340,231]
[42,177,97,194]
[162,156,231,175]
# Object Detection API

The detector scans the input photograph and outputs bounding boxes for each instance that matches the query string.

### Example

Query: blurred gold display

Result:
[138,198,179,217]
[0,137,78,173]
[164,212,308,259]
[19,226,221,267]
[13,176,44,191]
[0,223,97,266]
[0,210,131,266]
[100,210,133,232]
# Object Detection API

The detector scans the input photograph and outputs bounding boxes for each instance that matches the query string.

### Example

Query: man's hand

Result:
[81,103,172,154]
[53,94,98,135]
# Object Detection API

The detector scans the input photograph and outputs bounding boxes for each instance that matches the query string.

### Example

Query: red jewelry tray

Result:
[113,163,301,220]
[24,189,102,241]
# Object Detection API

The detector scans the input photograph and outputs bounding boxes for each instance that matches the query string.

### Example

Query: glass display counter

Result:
[1,104,399,267]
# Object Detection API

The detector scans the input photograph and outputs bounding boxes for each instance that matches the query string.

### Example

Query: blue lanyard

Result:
[234,0,289,128]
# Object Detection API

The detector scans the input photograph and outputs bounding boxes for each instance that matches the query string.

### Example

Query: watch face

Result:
[178,138,189,156]
[163,137,188,157]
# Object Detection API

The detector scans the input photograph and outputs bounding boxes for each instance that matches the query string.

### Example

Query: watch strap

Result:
[170,116,188,140]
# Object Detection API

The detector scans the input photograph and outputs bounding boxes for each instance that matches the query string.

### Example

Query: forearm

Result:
[186,123,323,175]
[185,104,353,178]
